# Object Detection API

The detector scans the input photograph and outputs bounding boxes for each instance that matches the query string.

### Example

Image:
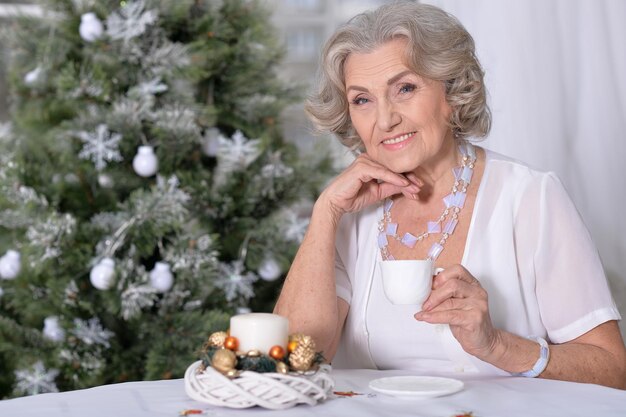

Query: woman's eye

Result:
[399,83,416,94]
[352,97,369,105]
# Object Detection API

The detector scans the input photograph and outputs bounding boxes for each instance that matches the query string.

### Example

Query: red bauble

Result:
[224,336,239,351]
[269,345,285,360]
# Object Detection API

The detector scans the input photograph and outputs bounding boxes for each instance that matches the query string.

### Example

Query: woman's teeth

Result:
[383,132,414,145]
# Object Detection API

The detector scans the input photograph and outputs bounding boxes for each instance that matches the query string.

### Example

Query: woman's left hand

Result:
[414,264,500,360]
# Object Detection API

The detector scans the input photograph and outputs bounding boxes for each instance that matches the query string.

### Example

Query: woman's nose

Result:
[376,99,401,131]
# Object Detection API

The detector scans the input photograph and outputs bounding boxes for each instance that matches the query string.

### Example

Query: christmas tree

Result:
[0,0,334,398]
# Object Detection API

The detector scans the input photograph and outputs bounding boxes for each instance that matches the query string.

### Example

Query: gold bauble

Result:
[276,362,289,374]
[205,331,227,349]
[211,348,237,373]
[225,369,240,378]
[246,349,261,357]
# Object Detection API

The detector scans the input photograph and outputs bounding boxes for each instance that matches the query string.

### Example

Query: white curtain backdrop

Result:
[422,0,626,333]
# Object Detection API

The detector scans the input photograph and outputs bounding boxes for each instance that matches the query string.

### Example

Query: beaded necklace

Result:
[377,141,476,261]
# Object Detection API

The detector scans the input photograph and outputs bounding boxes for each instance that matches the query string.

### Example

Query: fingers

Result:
[432,264,480,289]
[421,266,485,312]
[353,155,416,189]
[403,171,424,188]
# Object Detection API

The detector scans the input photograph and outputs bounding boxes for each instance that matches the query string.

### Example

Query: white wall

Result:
[424,0,626,332]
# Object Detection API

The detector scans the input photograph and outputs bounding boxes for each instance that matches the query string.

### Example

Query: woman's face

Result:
[344,38,453,174]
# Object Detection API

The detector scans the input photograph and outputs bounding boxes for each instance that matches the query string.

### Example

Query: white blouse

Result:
[332,149,621,374]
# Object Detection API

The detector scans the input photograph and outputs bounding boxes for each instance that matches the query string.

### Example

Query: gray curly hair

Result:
[305,1,491,153]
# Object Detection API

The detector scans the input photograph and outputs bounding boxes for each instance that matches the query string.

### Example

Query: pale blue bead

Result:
[443,193,455,208]
[386,223,398,236]
[454,192,467,208]
[453,167,462,180]
[377,232,388,248]
[427,221,441,233]
[387,254,395,260]
[461,166,473,183]
[428,243,444,260]
[443,219,458,234]
[401,233,418,248]
[384,199,393,211]
[467,142,476,159]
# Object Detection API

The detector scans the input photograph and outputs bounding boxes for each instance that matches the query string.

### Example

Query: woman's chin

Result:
[383,160,419,175]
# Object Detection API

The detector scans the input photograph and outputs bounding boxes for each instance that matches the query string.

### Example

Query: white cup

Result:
[379,259,444,309]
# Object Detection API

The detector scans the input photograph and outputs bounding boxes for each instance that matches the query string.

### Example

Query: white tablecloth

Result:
[1,369,624,417]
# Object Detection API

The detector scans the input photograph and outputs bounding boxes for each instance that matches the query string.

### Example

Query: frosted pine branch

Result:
[106,0,158,45]
[121,284,158,320]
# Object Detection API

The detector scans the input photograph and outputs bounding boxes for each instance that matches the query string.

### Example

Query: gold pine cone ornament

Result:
[288,334,317,372]
[204,331,227,350]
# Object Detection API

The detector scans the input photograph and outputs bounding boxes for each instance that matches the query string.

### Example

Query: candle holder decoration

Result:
[184,314,334,410]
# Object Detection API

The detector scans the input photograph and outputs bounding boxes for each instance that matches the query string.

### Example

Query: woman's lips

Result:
[381,131,416,149]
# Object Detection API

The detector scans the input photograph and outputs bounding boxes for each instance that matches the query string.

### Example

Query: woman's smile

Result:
[381,131,417,149]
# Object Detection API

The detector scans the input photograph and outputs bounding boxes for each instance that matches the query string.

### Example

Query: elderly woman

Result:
[274,1,625,388]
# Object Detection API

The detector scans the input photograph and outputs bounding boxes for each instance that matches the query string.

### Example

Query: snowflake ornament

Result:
[106,0,158,45]
[215,260,258,303]
[258,151,294,197]
[261,151,293,180]
[283,211,310,244]
[217,130,262,172]
[74,124,123,171]
[14,361,59,396]
[71,317,114,348]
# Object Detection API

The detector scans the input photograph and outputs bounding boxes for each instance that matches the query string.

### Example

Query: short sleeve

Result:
[517,172,621,343]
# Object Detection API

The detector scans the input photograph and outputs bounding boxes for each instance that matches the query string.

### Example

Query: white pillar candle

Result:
[230,313,289,354]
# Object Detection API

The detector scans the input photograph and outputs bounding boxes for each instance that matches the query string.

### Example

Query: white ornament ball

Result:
[236,307,252,315]
[258,256,282,281]
[43,316,65,342]
[97,173,114,188]
[149,262,174,293]
[0,250,21,280]
[201,128,221,157]
[79,12,104,42]
[90,257,116,290]
[132,146,158,177]
[24,67,43,85]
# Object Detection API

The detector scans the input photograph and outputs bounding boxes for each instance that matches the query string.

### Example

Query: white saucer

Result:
[369,376,464,399]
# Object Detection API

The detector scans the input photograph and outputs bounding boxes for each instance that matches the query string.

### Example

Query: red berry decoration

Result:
[224,336,239,351]
[269,345,285,360]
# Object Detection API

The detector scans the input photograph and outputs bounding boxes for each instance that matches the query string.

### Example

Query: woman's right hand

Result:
[319,154,422,220]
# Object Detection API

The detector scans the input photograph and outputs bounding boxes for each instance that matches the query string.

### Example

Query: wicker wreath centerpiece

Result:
[184,321,334,409]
